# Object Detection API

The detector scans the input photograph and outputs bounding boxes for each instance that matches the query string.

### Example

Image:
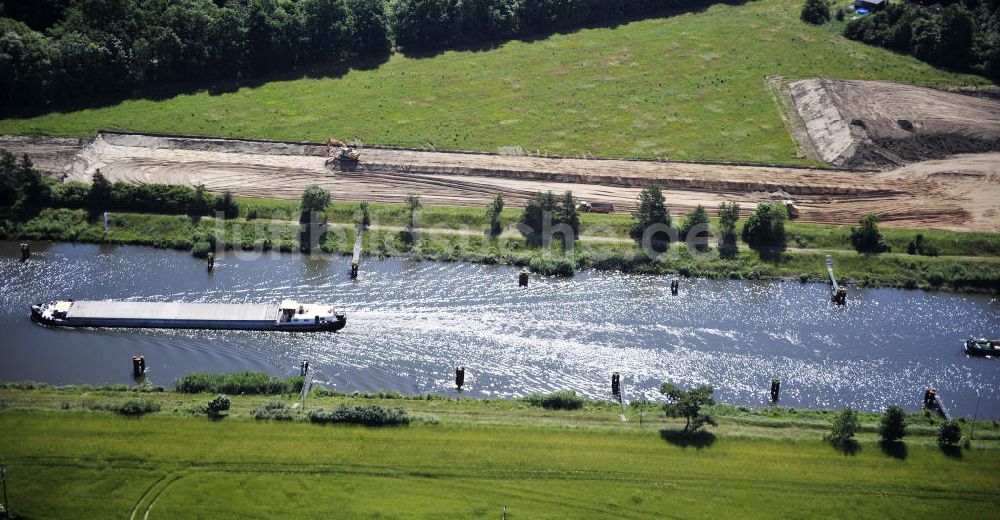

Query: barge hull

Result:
[31,300,346,332]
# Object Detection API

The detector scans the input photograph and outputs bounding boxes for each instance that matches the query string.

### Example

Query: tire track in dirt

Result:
[9,132,998,231]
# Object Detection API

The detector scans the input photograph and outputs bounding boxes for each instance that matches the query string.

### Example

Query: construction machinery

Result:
[576,201,615,214]
[783,200,800,219]
[325,137,361,170]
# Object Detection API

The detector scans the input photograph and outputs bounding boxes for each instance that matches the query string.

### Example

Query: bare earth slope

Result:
[2,132,998,231]
[789,79,1000,168]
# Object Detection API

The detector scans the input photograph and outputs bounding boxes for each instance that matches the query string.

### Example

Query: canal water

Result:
[2,241,998,417]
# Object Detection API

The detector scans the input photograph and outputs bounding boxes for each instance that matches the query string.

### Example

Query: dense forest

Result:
[843,0,1000,80]
[0,0,729,114]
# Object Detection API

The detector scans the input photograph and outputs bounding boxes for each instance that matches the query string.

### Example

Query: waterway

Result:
[2,241,997,416]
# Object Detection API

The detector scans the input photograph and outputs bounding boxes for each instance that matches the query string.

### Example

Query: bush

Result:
[528,253,575,276]
[906,234,939,256]
[799,0,830,25]
[827,407,860,443]
[741,202,786,251]
[801,0,830,24]
[879,405,907,442]
[524,390,586,410]
[938,421,962,446]
[307,405,411,426]
[850,214,889,253]
[114,399,161,417]
[206,394,231,416]
[174,372,304,395]
[252,401,295,421]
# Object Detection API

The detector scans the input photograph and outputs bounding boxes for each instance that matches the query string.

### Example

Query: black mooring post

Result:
[770,379,781,404]
[20,243,29,262]
[455,366,465,390]
[611,372,621,400]
[132,355,146,379]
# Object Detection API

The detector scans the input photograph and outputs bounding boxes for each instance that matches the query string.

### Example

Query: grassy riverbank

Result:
[0,0,986,165]
[0,384,998,518]
[6,203,1000,292]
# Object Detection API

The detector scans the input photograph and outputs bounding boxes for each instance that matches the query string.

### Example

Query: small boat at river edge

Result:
[31,299,346,332]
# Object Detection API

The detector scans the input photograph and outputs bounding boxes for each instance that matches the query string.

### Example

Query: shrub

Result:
[307,405,410,426]
[850,214,889,253]
[528,253,575,276]
[114,399,161,417]
[742,202,786,251]
[252,401,295,421]
[938,421,962,446]
[907,234,939,256]
[524,390,587,410]
[879,405,908,442]
[827,407,860,443]
[801,0,831,24]
[174,372,303,395]
[207,394,231,416]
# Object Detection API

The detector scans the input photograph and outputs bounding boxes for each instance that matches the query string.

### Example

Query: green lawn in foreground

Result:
[1,410,998,518]
[0,0,987,164]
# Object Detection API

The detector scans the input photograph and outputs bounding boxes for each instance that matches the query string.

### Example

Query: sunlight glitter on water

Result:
[1,241,998,416]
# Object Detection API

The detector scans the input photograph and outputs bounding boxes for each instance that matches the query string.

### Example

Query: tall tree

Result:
[347,0,391,59]
[518,191,558,247]
[630,185,671,250]
[717,201,740,258]
[486,193,504,238]
[301,0,353,64]
[680,204,710,251]
[556,190,579,237]
[405,193,422,228]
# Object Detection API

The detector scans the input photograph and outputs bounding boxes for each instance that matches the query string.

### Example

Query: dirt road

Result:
[2,132,997,232]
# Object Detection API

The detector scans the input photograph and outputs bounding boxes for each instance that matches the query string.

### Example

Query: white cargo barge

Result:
[30,299,346,332]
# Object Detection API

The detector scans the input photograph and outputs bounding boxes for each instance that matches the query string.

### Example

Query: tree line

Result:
[802,0,999,80]
[0,0,731,114]
[0,0,392,113]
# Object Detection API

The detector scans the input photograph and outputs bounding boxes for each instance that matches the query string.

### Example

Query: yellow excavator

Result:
[325,137,360,170]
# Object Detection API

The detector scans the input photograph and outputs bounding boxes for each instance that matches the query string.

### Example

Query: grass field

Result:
[1,385,999,519]
[0,0,988,164]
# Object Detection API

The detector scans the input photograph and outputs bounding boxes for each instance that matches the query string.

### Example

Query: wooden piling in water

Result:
[455,366,465,390]
[518,268,529,287]
[770,379,781,403]
[20,243,29,262]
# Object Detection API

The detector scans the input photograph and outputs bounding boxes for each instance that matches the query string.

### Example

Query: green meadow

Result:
[0,385,998,519]
[0,0,986,164]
